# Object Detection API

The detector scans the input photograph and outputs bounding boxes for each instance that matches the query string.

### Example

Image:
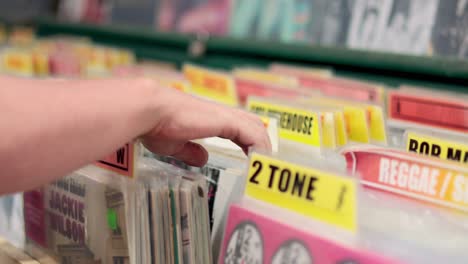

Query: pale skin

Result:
[0,76,271,195]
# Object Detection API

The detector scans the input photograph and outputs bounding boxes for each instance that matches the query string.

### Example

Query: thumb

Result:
[171,141,209,167]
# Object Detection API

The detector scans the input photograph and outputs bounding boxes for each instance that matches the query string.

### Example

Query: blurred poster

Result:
[374,0,438,55]
[229,0,314,43]
[229,0,262,38]
[58,0,112,24]
[309,0,355,46]
[347,0,393,50]
[156,0,231,35]
[110,0,157,27]
[432,0,468,59]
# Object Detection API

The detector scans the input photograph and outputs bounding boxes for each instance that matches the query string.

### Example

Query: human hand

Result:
[141,85,271,167]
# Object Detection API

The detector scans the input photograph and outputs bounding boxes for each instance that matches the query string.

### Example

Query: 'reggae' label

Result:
[343,147,468,212]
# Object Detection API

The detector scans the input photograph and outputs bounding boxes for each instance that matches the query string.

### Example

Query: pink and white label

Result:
[218,204,399,264]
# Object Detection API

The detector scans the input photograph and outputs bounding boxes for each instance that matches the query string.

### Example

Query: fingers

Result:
[219,109,272,155]
[172,141,208,167]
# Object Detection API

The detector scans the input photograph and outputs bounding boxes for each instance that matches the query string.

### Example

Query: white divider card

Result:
[342,146,468,213]
[245,153,357,232]
[95,142,140,178]
[202,116,280,154]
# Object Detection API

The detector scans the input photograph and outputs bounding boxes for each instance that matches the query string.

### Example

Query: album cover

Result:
[431,0,468,59]
[24,172,129,264]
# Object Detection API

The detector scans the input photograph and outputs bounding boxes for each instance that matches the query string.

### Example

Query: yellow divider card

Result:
[1,50,34,76]
[333,110,348,147]
[247,98,322,149]
[303,97,387,144]
[406,131,468,165]
[183,64,238,107]
[246,153,357,232]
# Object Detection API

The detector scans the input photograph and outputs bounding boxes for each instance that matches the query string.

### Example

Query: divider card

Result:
[246,97,323,150]
[342,147,468,213]
[259,116,280,154]
[388,89,468,133]
[245,153,357,232]
[95,142,140,178]
[232,68,299,87]
[277,68,385,104]
[301,97,372,144]
[405,130,468,165]
[234,76,309,106]
[309,96,387,144]
[1,49,34,77]
[183,64,239,107]
[269,63,334,79]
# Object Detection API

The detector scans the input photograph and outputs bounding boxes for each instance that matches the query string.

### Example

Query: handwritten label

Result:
[388,91,468,133]
[95,143,137,178]
[183,64,238,106]
[246,153,357,232]
[343,147,468,212]
[406,131,468,165]
[247,98,321,148]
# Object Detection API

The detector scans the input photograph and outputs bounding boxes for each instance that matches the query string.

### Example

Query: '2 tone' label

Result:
[245,153,357,232]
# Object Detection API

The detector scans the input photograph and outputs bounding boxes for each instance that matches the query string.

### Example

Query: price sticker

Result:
[246,153,357,232]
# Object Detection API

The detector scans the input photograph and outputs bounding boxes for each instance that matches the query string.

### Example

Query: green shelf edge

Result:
[35,18,468,93]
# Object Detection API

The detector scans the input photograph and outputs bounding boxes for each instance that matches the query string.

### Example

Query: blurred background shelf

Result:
[36,18,468,93]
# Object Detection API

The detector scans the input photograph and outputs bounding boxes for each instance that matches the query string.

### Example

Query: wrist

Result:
[130,78,168,136]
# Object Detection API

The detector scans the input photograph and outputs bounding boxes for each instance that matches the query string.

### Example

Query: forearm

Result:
[0,77,160,194]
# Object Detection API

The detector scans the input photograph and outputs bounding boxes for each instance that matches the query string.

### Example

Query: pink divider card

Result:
[218,204,400,264]
[24,188,47,248]
[235,78,304,106]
